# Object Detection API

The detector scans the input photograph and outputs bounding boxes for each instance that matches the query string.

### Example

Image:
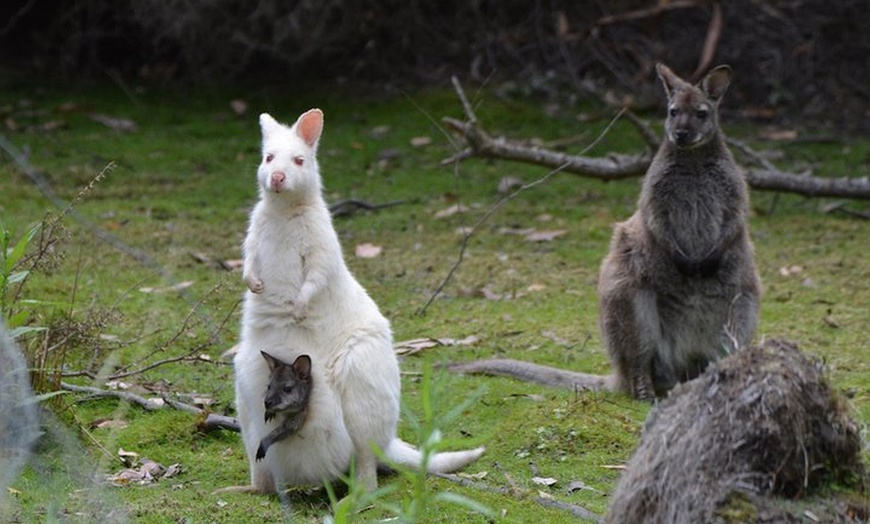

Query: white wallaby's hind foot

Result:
[384,438,485,474]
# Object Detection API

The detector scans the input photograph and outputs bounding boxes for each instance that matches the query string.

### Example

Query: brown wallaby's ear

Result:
[260,350,279,372]
[295,109,323,148]
[656,63,686,99]
[292,354,312,381]
[701,65,732,103]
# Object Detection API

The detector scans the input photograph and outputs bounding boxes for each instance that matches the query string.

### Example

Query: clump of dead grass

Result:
[605,339,865,524]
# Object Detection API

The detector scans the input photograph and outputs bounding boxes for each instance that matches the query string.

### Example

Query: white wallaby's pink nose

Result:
[270,172,286,192]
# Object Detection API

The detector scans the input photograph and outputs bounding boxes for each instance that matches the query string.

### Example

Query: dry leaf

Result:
[355,243,382,258]
[222,259,243,270]
[230,99,248,116]
[457,471,488,480]
[524,229,567,242]
[90,113,138,132]
[410,136,432,147]
[93,419,128,430]
[532,476,558,487]
[760,128,798,141]
[435,204,468,219]
[823,310,840,329]
[527,283,546,292]
[499,226,535,236]
[778,265,803,277]
[566,479,603,494]
[394,335,479,356]
[498,176,524,194]
[221,345,239,359]
[370,125,390,138]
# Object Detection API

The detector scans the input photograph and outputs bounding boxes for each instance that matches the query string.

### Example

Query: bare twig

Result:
[596,0,700,26]
[690,2,724,82]
[432,470,603,522]
[535,497,603,523]
[419,83,629,315]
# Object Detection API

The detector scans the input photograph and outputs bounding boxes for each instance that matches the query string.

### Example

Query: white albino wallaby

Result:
[229,109,484,493]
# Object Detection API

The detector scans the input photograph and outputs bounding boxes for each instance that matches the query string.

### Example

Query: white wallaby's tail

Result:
[384,439,485,474]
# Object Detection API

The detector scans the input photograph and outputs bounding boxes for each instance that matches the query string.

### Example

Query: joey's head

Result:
[257,109,323,198]
[656,63,731,150]
[261,351,313,422]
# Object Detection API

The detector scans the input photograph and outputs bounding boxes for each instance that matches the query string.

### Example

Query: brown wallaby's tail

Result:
[445,358,617,392]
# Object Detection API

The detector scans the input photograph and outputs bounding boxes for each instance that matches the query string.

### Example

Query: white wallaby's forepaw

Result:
[244,274,264,294]
[287,300,308,322]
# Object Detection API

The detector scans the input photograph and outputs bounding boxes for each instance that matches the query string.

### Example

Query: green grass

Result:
[0,78,868,522]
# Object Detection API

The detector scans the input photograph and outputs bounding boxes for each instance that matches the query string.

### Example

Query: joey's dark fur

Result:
[448,64,761,401]
[256,352,312,461]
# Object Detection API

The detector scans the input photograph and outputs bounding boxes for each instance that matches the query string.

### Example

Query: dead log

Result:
[444,78,870,200]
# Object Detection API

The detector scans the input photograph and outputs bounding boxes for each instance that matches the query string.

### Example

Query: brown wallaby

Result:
[256,351,312,461]
[448,64,761,401]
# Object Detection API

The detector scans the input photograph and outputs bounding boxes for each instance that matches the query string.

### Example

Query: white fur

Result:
[234,110,484,493]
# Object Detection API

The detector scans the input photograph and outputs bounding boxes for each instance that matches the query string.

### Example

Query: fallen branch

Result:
[443,79,870,200]
[61,382,240,432]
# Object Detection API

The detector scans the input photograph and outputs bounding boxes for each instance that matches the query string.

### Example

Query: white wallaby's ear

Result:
[655,63,685,99]
[259,113,284,140]
[295,109,323,148]
[701,65,732,103]
[292,354,312,380]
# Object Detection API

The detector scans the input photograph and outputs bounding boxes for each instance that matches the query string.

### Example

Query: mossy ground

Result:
[0,78,867,523]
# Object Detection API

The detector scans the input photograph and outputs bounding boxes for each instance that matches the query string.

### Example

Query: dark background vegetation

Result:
[2,0,868,127]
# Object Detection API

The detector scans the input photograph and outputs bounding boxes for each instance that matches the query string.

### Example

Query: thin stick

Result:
[418,101,628,315]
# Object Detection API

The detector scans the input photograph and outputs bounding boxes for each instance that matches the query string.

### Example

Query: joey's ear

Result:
[292,354,312,381]
[295,109,323,148]
[655,63,685,99]
[260,350,278,372]
[701,65,732,103]
[259,113,284,140]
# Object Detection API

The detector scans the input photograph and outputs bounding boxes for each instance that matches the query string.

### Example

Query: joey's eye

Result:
[282,386,294,394]
[696,109,709,119]
[293,156,304,166]
[668,108,678,118]
[265,154,274,163]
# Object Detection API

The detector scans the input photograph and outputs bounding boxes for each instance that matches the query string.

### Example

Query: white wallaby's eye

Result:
[293,156,304,166]
[668,108,678,118]
[265,154,274,163]
[696,109,709,119]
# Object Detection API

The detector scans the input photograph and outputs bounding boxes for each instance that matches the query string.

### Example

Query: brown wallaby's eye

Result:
[265,154,274,163]
[293,156,304,166]
[668,108,678,118]
[282,386,294,393]
[696,109,709,119]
